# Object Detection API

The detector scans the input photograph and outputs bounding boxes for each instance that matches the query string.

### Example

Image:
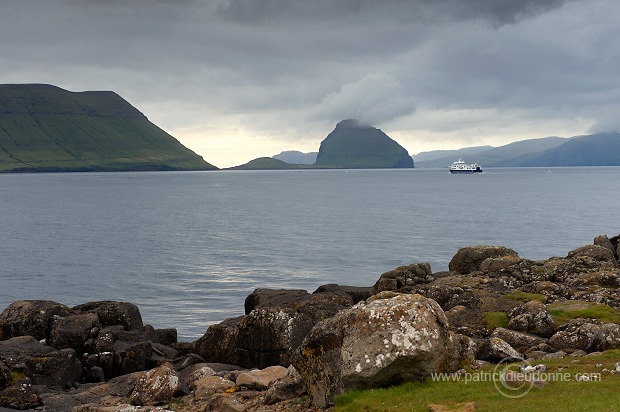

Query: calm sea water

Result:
[1,168,619,340]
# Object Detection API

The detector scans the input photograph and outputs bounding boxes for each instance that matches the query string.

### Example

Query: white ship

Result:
[449,159,482,174]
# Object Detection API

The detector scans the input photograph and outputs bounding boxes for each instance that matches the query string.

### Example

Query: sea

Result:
[1,167,619,341]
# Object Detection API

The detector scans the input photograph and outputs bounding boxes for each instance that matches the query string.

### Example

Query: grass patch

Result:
[483,311,509,332]
[333,351,620,411]
[500,291,547,303]
[548,301,620,327]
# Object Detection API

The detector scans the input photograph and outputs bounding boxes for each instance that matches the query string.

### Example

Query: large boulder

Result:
[449,246,519,274]
[48,312,100,356]
[507,301,555,338]
[73,301,143,331]
[244,289,310,314]
[196,292,353,369]
[374,263,433,292]
[491,327,548,353]
[291,293,475,408]
[548,319,620,352]
[476,337,522,362]
[0,300,74,341]
[129,362,181,406]
[594,235,617,260]
[567,244,618,268]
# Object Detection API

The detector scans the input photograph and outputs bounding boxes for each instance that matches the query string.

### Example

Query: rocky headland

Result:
[1,233,620,411]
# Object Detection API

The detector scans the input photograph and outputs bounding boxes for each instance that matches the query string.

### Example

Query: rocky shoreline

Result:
[1,234,620,411]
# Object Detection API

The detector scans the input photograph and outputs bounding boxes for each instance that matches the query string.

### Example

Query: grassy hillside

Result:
[0,84,216,172]
[315,119,414,168]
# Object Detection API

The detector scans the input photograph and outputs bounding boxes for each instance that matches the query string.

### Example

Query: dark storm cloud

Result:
[213,0,571,26]
[1,0,619,165]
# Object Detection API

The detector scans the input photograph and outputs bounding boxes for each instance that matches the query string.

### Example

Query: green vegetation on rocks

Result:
[0,84,216,172]
[548,301,620,327]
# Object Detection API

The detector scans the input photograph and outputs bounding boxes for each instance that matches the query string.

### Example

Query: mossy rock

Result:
[483,312,509,332]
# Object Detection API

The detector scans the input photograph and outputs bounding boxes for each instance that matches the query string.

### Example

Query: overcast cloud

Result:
[2,0,618,167]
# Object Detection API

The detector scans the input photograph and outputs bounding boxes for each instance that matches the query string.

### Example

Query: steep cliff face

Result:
[314,119,414,168]
[0,84,216,172]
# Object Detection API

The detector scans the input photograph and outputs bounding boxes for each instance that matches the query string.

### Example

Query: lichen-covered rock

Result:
[74,301,143,331]
[594,235,617,259]
[236,365,288,390]
[291,293,474,408]
[548,319,620,352]
[507,301,555,338]
[480,257,551,284]
[264,365,306,405]
[491,327,548,353]
[373,263,433,292]
[129,362,181,406]
[476,337,522,362]
[572,287,620,308]
[449,246,519,274]
[568,244,618,268]
[0,300,74,341]
[193,375,236,399]
[179,364,217,394]
[200,393,246,411]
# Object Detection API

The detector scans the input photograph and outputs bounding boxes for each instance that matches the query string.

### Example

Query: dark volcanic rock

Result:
[0,300,74,341]
[0,336,81,388]
[73,301,144,331]
[48,312,100,356]
[449,245,519,274]
[197,292,353,369]
[313,284,375,304]
[244,289,310,314]
[373,263,433,292]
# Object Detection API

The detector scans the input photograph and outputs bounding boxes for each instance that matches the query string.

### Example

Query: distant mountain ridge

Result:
[0,84,216,172]
[414,133,620,168]
[273,150,318,165]
[414,136,570,168]
[492,132,620,167]
[412,146,492,163]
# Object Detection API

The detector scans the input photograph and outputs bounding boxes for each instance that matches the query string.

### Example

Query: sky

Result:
[2,0,620,168]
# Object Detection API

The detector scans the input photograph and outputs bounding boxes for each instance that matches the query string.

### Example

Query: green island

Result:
[0,84,216,172]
